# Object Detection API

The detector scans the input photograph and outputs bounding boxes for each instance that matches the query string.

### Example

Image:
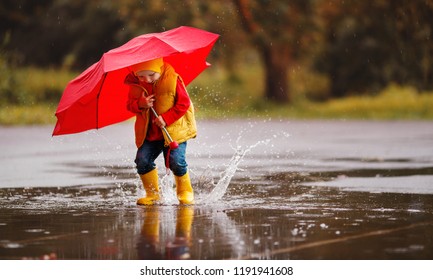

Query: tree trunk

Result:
[233,0,292,103]
[261,44,291,103]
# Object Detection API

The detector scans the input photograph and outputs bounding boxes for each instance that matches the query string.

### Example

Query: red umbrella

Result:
[52,26,219,136]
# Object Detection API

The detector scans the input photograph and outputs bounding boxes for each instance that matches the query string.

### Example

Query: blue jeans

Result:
[135,140,188,176]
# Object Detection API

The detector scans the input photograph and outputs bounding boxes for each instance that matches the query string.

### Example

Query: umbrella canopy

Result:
[53,26,219,136]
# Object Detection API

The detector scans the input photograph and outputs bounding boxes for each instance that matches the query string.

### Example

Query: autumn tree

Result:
[117,0,243,79]
[316,0,433,96]
[0,0,126,69]
[232,0,316,103]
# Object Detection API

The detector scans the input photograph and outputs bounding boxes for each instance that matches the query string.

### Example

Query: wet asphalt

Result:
[1,120,433,259]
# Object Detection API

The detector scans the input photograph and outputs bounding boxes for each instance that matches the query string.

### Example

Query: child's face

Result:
[136,70,161,84]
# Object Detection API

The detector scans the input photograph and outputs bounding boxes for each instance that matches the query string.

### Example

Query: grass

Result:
[245,85,433,120]
[0,66,76,125]
[189,64,433,120]
[1,65,433,126]
[14,67,78,104]
[299,85,433,119]
[0,104,57,125]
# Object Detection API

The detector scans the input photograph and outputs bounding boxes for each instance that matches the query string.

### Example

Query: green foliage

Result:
[233,0,318,102]
[13,67,77,104]
[189,61,263,118]
[2,0,433,126]
[0,53,17,105]
[3,0,433,100]
[0,66,76,106]
[300,84,433,120]
[0,0,128,69]
[316,0,433,96]
[0,104,56,125]
[289,65,330,102]
[189,62,433,120]
[1,66,432,126]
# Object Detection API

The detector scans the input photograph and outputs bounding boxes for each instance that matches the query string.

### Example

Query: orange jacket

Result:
[125,63,197,148]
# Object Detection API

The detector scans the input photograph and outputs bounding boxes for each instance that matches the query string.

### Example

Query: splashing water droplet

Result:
[151,138,272,205]
[159,174,177,205]
[201,139,271,204]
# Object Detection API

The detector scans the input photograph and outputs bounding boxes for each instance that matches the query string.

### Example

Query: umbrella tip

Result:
[169,141,179,150]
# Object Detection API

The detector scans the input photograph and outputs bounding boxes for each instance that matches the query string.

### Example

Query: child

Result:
[125,58,197,205]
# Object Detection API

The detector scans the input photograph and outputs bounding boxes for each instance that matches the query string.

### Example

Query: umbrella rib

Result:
[96,72,108,129]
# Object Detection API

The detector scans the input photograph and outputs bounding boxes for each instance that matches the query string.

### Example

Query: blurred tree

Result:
[1,0,242,75]
[3,0,433,100]
[116,0,244,80]
[117,0,198,34]
[107,1,240,99]
[1,0,127,69]
[232,0,316,103]
[316,0,433,97]
[0,0,53,64]
[0,32,18,105]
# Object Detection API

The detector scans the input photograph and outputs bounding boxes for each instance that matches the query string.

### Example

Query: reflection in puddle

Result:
[1,137,433,259]
[137,206,194,260]
[1,178,433,259]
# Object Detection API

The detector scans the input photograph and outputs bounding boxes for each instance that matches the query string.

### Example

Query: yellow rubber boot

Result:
[137,169,160,205]
[174,172,194,204]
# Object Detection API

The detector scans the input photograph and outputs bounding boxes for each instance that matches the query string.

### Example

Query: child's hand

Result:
[153,116,166,128]
[138,94,155,109]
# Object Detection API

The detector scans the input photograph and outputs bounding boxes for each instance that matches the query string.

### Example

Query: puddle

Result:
[1,120,433,259]
[301,175,433,194]
[2,184,433,260]
[2,154,433,260]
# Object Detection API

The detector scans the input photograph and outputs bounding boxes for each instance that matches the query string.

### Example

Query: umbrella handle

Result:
[150,108,179,149]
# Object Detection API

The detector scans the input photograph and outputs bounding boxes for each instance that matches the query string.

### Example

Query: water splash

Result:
[200,138,271,204]
[151,138,270,205]
[159,174,178,205]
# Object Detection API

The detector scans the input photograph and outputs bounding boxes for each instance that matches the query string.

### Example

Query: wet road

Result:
[1,120,433,259]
